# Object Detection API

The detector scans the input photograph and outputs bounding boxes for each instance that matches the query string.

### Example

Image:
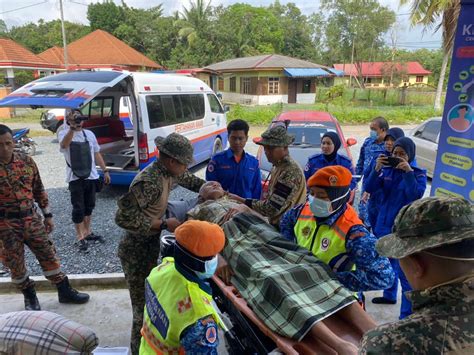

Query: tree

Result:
[214,3,283,58]
[177,0,212,46]
[0,19,7,35]
[400,0,461,109]
[87,0,123,34]
[321,0,396,87]
[9,20,90,53]
[268,1,319,61]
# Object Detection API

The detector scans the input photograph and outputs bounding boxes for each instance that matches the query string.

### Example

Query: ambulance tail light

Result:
[138,132,149,162]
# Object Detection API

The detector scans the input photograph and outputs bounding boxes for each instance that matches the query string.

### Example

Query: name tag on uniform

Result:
[145,280,169,338]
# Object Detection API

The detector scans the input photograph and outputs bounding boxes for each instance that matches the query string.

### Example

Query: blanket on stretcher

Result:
[188,198,356,340]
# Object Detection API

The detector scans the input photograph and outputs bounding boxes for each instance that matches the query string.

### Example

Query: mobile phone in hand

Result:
[386,156,402,167]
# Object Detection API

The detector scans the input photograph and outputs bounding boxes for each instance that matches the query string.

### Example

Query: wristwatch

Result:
[43,213,53,219]
[160,219,168,231]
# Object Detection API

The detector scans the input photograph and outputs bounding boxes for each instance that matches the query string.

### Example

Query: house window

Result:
[230,77,236,92]
[302,79,311,93]
[416,75,424,83]
[241,77,251,94]
[218,78,224,91]
[268,77,279,94]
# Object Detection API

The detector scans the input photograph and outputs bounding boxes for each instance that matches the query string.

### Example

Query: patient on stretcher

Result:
[187,182,376,354]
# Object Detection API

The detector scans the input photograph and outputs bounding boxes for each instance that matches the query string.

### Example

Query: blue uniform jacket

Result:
[280,204,394,292]
[356,137,386,177]
[365,165,427,238]
[304,153,357,190]
[206,149,262,199]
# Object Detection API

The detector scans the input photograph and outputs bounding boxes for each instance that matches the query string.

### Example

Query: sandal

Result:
[85,233,105,243]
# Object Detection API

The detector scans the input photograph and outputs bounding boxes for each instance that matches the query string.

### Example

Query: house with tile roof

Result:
[38,30,161,72]
[205,54,340,105]
[333,61,432,88]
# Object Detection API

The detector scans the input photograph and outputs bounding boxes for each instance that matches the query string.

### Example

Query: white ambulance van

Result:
[0,71,228,185]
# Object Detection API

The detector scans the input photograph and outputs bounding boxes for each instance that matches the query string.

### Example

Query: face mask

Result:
[308,189,350,218]
[195,255,218,280]
[370,130,378,139]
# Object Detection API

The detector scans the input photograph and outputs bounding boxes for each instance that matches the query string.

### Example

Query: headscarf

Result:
[385,127,405,142]
[393,137,416,163]
[321,131,341,162]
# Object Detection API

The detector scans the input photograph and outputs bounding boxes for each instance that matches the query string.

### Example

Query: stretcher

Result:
[211,276,375,355]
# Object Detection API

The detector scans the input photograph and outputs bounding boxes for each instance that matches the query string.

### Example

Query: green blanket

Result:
[188,199,356,340]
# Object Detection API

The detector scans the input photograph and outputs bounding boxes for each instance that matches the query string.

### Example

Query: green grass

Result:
[227,103,442,125]
[0,110,44,123]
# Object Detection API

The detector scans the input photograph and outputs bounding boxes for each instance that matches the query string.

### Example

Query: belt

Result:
[0,209,33,219]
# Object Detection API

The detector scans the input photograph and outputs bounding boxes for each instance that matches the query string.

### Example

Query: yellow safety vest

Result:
[140,257,223,355]
[294,203,362,272]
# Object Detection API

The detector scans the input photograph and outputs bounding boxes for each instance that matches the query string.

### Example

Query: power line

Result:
[68,0,88,7]
[0,1,48,15]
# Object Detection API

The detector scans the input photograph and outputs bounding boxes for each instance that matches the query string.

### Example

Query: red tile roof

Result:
[67,30,161,69]
[0,38,55,68]
[333,61,431,77]
[38,46,79,66]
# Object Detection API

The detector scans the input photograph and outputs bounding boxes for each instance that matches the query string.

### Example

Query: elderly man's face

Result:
[200,181,225,200]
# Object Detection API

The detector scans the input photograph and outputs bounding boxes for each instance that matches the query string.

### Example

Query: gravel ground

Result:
[1,124,429,277]
[5,135,202,277]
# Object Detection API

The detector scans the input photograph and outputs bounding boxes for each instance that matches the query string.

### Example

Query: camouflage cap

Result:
[255,125,295,147]
[155,133,194,166]
[376,196,474,259]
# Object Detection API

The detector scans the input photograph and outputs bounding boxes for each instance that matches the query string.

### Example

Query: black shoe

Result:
[85,233,105,243]
[57,277,90,304]
[372,297,397,305]
[22,286,41,311]
[78,239,88,251]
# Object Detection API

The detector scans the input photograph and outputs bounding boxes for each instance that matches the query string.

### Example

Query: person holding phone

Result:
[364,137,427,319]
[59,109,111,252]
[363,127,406,229]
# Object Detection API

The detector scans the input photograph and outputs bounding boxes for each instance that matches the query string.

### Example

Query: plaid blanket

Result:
[188,199,356,340]
[0,311,98,354]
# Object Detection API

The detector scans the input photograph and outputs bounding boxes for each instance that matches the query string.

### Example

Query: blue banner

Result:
[431,0,474,203]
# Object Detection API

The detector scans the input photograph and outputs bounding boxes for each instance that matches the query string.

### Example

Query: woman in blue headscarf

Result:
[365,136,427,320]
[304,132,357,191]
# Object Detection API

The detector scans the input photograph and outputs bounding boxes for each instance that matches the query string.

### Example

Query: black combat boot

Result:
[22,286,41,311]
[56,277,90,304]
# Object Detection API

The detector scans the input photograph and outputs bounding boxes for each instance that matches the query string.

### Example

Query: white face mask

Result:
[308,189,350,218]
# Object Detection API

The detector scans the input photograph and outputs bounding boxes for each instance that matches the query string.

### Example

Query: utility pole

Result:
[59,0,69,71]
[349,39,355,87]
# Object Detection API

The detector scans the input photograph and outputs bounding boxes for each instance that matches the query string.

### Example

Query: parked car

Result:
[255,111,357,184]
[408,117,442,178]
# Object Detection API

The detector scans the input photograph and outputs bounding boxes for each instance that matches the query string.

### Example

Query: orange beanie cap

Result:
[175,220,225,258]
[307,165,352,188]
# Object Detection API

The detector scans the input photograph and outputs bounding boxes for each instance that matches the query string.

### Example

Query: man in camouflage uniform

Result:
[115,133,205,355]
[0,124,89,311]
[229,125,306,228]
[360,196,474,354]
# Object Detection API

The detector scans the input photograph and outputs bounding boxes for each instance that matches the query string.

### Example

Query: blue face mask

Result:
[370,130,378,139]
[195,255,218,280]
[308,189,350,218]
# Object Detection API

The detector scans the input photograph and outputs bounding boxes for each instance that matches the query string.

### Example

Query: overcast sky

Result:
[0,0,442,50]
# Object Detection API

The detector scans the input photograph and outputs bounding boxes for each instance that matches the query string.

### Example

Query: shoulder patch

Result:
[207,162,215,173]
[269,181,292,210]
[205,323,218,344]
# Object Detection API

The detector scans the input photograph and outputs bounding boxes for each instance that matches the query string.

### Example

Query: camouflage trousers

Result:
[0,212,65,290]
[118,232,161,355]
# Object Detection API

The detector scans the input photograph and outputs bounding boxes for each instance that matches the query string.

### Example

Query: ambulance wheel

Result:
[212,137,223,156]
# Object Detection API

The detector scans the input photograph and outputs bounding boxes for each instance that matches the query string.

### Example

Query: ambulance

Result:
[0,71,228,185]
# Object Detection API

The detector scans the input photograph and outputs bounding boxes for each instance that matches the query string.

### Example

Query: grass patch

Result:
[0,110,44,123]
[227,103,442,125]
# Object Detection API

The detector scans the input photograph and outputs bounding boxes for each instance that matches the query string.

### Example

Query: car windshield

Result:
[277,122,338,146]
